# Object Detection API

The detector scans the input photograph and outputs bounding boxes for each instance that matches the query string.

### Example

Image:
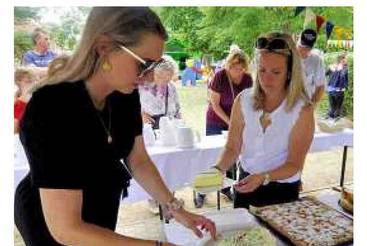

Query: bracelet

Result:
[163,197,184,220]
[155,240,163,246]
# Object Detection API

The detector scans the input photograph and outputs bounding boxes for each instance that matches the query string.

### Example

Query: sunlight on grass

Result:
[176,80,209,135]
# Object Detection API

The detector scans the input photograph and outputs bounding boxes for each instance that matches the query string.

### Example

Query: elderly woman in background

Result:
[195,45,253,208]
[139,55,182,214]
[139,55,182,130]
[213,32,314,209]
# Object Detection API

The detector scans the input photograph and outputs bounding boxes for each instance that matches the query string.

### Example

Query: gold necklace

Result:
[95,103,112,144]
[85,82,113,144]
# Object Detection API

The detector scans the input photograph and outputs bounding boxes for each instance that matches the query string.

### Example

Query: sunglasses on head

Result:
[255,37,289,51]
[120,45,164,77]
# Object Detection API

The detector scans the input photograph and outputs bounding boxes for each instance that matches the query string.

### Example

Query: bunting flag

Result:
[345,28,353,39]
[316,15,326,33]
[294,7,306,17]
[304,8,316,28]
[327,40,353,49]
[326,21,335,40]
[334,26,343,40]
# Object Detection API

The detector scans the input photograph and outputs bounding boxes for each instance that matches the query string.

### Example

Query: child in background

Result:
[14,68,35,133]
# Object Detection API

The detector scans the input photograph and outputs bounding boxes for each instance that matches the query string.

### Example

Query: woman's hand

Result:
[234,174,265,193]
[172,209,217,240]
[142,112,155,124]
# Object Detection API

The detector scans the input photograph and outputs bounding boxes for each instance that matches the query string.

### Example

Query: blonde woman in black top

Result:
[15,7,216,246]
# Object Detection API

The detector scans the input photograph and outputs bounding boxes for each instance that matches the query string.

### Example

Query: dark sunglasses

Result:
[256,37,289,50]
[120,45,164,77]
[137,58,164,77]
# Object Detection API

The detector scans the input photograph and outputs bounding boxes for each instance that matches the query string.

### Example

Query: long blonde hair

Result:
[252,32,310,112]
[36,7,167,90]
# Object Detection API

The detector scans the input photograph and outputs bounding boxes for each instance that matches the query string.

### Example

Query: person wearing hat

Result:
[297,28,326,104]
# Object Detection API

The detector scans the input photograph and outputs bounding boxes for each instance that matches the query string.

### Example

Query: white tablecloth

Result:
[14,129,353,203]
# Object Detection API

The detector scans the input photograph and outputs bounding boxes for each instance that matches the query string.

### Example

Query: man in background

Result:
[297,28,326,104]
[22,28,57,79]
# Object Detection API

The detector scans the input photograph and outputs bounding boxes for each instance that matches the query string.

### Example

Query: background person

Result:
[21,27,58,80]
[213,32,314,209]
[22,27,57,68]
[326,53,349,120]
[194,45,253,208]
[14,7,216,246]
[139,55,182,214]
[14,68,35,133]
[296,28,326,104]
[139,55,182,130]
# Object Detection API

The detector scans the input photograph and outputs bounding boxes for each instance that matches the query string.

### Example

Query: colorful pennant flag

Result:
[345,28,353,39]
[294,7,306,17]
[326,21,335,40]
[327,40,353,49]
[334,26,343,40]
[316,15,326,33]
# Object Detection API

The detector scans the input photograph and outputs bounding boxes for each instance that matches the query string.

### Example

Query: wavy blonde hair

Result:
[34,7,167,91]
[252,32,311,112]
[224,44,249,71]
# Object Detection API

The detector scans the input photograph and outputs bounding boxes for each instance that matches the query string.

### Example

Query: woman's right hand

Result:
[142,112,155,125]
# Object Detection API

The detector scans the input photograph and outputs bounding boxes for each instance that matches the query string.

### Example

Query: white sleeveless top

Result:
[239,89,304,183]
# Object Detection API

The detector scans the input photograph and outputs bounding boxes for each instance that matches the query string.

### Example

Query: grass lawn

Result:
[175,80,209,135]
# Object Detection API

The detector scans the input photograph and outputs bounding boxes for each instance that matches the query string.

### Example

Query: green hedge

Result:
[317,52,353,120]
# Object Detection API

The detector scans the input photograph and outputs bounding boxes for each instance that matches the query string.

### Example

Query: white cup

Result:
[143,124,156,146]
[176,126,200,148]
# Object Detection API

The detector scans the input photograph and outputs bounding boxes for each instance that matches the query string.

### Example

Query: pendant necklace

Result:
[85,83,113,144]
[95,103,112,144]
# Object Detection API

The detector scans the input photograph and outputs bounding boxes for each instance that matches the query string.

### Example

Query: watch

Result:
[262,173,271,186]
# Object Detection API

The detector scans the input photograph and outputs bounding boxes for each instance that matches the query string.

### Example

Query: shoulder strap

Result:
[226,71,235,102]
[164,85,169,115]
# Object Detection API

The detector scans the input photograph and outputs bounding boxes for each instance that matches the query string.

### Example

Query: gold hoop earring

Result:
[102,60,112,72]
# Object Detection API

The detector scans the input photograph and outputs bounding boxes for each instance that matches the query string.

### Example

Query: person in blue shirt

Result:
[22,28,57,68]
[326,54,349,119]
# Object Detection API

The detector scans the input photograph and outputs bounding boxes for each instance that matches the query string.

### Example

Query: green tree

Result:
[48,7,90,51]
[14,31,33,64]
[14,7,42,22]
[158,7,352,59]
[159,7,204,56]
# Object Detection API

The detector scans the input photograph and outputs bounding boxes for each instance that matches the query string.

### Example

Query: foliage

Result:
[158,7,204,57]
[14,7,43,22]
[14,31,33,64]
[158,7,353,60]
[48,7,90,51]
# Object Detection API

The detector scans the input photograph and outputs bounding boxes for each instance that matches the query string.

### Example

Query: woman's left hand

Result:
[172,209,217,240]
[234,174,265,193]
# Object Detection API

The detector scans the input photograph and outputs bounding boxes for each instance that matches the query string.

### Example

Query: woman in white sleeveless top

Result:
[213,32,314,208]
